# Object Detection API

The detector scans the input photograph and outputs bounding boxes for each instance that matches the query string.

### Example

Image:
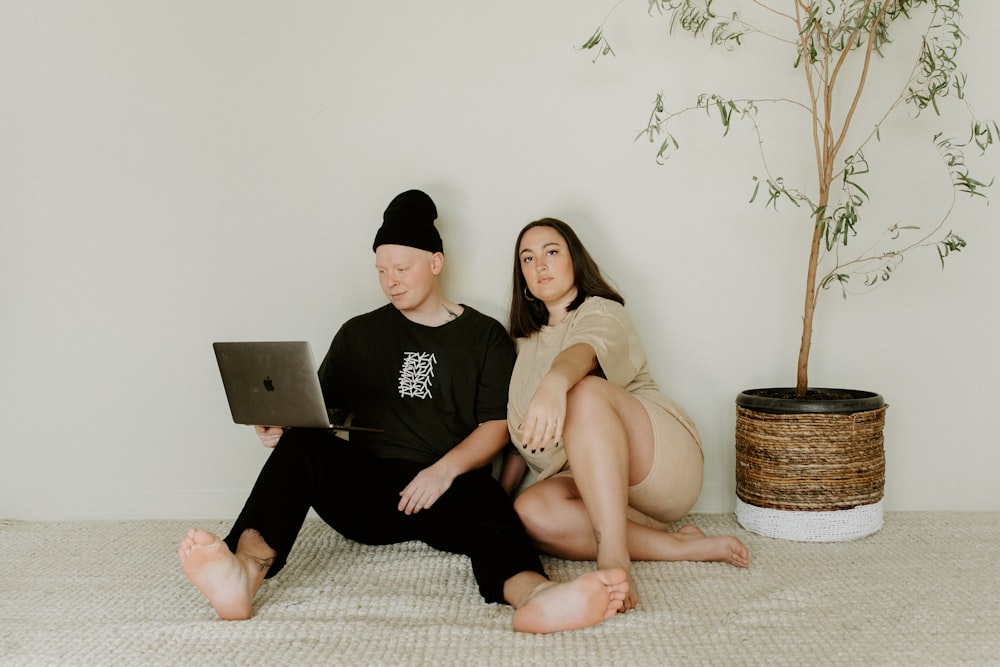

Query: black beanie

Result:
[372,189,443,253]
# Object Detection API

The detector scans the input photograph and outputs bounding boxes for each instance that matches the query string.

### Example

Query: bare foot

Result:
[177,528,274,620]
[677,524,705,536]
[676,532,750,568]
[512,568,628,634]
[619,569,638,612]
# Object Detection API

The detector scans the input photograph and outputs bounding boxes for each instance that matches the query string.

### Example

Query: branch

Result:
[751,0,794,23]
[829,3,958,185]
[793,2,826,194]
[638,94,811,165]
[829,0,891,161]
[819,124,994,293]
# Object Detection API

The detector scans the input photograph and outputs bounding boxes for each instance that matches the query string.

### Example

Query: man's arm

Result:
[397,419,509,515]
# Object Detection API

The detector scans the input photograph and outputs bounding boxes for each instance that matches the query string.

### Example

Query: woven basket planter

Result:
[734,388,887,542]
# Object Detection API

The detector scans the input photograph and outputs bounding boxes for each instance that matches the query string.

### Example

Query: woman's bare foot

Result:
[675,530,750,568]
[711,535,750,568]
[511,568,628,634]
[177,528,275,620]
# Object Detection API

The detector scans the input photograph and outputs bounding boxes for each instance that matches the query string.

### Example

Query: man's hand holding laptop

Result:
[255,426,285,449]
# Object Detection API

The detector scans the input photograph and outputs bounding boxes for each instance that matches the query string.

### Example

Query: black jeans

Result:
[224,428,545,604]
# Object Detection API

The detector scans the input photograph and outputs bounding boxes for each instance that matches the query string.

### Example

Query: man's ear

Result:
[431,252,444,275]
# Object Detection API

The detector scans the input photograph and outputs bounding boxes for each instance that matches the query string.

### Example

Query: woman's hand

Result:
[519,380,566,453]
[254,425,285,448]
[518,343,598,453]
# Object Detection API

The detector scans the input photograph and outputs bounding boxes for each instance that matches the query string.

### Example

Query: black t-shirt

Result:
[317,304,515,466]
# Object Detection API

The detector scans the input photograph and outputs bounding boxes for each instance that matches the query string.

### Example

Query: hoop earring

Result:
[523,286,536,302]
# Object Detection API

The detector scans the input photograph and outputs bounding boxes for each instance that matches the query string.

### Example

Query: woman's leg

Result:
[515,377,749,574]
[515,479,749,567]
[514,476,602,559]
[548,376,652,607]
[560,376,653,549]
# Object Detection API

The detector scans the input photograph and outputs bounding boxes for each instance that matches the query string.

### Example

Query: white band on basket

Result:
[736,497,883,542]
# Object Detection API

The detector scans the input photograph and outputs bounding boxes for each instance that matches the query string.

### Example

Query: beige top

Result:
[507,296,700,483]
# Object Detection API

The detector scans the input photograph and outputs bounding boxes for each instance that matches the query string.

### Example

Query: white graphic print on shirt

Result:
[398,352,436,398]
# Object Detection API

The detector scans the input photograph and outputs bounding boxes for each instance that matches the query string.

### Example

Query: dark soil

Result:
[750,388,863,401]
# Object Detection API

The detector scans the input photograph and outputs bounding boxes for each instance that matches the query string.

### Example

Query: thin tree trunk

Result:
[796,209,825,396]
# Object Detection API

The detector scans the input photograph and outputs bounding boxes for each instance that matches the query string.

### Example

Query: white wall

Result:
[2,1,997,519]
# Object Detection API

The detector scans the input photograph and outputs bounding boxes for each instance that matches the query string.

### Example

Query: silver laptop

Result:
[213,341,380,432]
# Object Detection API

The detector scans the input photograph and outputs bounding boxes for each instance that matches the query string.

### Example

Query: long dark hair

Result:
[508,218,624,338]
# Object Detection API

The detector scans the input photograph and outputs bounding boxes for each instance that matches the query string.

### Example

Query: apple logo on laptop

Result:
[263,376,275,392]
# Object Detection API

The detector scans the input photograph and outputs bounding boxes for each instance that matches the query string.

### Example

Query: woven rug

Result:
[1,513,997,666]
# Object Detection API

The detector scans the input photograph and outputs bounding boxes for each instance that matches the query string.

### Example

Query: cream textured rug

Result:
[1,513,997,666]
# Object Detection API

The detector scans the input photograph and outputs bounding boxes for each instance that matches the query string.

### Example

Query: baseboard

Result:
[0,489,251,521]
[2,478,997,520]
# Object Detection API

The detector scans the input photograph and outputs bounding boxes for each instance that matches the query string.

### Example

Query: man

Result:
[178,189,628,633]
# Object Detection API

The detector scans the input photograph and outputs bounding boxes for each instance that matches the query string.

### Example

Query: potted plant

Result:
[581,0,996,540]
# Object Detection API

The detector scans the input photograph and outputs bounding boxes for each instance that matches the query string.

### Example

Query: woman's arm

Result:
[546,342,598,389]
[520,343,597,451]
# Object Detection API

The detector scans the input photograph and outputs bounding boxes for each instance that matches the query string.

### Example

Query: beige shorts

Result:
[626,400,704,528]
[553,399,704,530]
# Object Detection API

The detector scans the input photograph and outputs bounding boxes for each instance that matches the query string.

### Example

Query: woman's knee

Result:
[512,489,541,523]
[513,483,578,543]
[513,488,555,536]
[565,375,615,414]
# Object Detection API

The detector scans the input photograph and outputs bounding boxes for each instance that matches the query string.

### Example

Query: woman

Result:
[504,218,749,612]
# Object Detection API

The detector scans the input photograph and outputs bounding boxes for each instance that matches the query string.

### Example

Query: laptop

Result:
[213,341,381,432]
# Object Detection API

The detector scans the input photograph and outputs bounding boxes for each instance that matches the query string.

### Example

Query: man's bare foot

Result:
[177,528,274,620]
[621,570,638,612]
[512,568,628,634]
